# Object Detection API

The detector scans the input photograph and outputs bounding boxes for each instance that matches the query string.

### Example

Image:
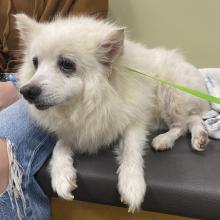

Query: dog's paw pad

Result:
[152,134,174,151]
[192,130,209,151]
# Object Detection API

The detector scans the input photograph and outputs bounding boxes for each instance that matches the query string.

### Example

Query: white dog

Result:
[15,14,210,212]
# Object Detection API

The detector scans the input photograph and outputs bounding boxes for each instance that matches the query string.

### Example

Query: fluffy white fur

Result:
[15,14,210,212]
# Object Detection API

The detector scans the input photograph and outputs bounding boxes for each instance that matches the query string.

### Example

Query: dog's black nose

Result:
[20,84,42,102]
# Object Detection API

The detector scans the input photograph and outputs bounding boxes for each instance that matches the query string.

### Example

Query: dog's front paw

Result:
[51,166,77,200]
[118,170,146,213]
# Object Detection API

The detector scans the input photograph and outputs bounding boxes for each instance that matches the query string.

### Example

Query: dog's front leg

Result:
[117,123,147,213]
[50,139,77,200]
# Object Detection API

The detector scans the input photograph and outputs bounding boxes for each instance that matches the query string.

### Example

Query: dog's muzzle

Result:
[20,84,42,102]
[20,84,52,110]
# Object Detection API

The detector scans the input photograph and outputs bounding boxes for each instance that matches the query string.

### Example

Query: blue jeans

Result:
[0,99,57,220]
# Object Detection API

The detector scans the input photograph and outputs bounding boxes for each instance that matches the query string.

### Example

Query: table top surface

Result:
[37,132,220,219]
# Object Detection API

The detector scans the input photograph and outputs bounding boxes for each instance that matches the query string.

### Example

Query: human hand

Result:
[0,82,20,110]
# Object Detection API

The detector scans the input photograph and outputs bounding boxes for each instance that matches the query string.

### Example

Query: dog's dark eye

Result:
[58,57,76,75]
[32,57,38,69]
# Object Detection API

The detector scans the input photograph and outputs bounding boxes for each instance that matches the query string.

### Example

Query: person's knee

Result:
[0,139,9,193]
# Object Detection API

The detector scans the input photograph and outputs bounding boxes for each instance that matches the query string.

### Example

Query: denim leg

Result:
[0,99,57,220]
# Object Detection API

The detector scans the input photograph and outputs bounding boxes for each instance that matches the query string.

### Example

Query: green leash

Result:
[126,67,220,105]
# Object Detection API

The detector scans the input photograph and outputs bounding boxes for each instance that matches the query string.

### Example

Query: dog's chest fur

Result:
[29,93,132,153]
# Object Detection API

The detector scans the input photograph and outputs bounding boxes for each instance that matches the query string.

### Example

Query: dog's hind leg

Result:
[152,127,185,151]
[188,115,209,151]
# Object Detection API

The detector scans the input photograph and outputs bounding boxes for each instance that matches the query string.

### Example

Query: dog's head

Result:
[15,14,124,110]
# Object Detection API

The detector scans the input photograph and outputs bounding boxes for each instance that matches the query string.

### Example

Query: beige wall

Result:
[108,0,220,68]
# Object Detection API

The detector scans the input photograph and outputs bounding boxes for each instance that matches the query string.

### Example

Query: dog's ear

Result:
[14,13,40,44]
[97,28,125,66]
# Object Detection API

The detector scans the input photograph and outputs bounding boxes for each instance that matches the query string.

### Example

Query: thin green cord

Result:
[126,67,220,104]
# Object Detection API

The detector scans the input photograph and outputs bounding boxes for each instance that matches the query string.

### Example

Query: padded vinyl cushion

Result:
[36,131,220,219]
